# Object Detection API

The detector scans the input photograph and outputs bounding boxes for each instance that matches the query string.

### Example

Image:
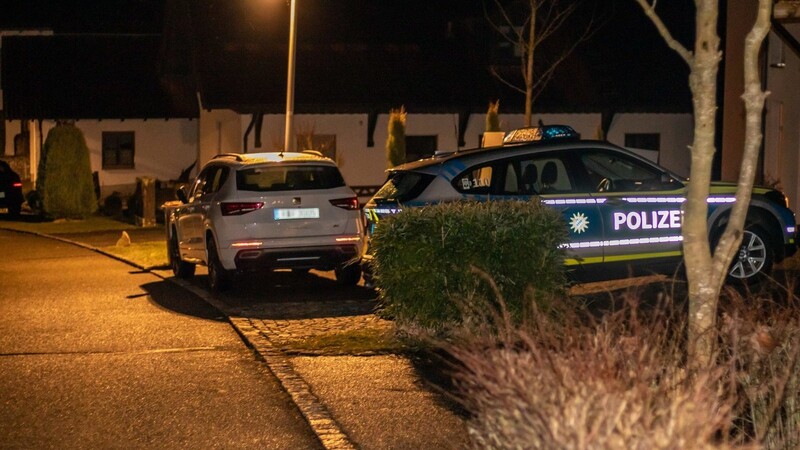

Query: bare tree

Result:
[484,0,598,126]
[634,0,773,367]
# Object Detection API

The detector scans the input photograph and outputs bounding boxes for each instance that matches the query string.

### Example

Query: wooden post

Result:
[136,176,156,227]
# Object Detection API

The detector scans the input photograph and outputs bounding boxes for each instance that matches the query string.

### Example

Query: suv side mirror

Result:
[176,187,189,204]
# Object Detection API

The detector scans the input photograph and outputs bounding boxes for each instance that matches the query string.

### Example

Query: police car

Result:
[362,125,797,283]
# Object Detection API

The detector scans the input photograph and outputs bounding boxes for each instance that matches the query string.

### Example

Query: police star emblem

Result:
[569,212,590,234]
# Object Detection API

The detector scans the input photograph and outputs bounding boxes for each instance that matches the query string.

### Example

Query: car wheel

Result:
[169,231,195,279]
[334,263,361,286]
[207,236,232,292]
[727,225,773,282]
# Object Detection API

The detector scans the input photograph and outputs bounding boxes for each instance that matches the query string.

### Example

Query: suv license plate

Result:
[274,208,320,220]
[0,192,5,198]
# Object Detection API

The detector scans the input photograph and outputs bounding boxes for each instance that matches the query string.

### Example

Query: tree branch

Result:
[535,1,579,47]
[485,0,525,46]
[489,66,527,95]
[634,0,693,65]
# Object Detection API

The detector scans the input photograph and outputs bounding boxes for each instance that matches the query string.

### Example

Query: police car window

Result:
[373,171,435,202]
[581,151,673,192]
[503,162,520,194]
[455,165,494,194]
[517,157,574,195]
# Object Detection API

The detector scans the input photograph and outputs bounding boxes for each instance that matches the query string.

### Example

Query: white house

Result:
[3,0,797,211]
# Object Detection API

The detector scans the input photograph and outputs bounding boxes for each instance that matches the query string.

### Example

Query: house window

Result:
[297,133,336,160]
[624,133,660,151]
[102,131,135,169]
[406,135,437,163]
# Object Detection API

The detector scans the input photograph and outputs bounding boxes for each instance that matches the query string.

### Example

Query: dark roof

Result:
[0,0,165,34]
[182,0,691,115]
[1,34,197,120]
[1,0,693,120]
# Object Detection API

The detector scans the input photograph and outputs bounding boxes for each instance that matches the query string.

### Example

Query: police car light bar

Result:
[503,125,580,144]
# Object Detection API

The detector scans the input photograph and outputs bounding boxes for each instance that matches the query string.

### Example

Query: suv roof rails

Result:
[212,153,244,161]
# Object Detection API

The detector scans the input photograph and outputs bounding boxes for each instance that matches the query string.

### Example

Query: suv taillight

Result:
[12,182,22,188]
[221,202,264,216]
[329,197,359,210]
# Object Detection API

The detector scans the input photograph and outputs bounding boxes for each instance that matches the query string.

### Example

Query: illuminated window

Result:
[102,131,135,169]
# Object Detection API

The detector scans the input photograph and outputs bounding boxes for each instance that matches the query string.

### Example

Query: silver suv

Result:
[164,151,364,291]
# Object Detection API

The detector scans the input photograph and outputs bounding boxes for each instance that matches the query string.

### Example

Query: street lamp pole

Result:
[283,0,297,152]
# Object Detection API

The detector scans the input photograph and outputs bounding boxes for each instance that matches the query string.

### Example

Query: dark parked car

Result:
[362,125,797,284]
[0,161,24,217]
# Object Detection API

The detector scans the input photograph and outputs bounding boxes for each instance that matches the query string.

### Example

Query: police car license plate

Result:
[274,208,319,220]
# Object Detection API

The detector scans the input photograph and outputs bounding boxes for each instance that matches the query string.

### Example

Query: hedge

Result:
[371,199,569,329]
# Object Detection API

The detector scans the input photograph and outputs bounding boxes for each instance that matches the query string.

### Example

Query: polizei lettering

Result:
[613,210,681,231]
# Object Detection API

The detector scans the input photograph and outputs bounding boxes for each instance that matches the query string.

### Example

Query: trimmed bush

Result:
[371,199,568,329]
[41,124,97,219]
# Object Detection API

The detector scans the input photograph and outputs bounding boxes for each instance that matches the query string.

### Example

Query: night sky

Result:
[1,0,697,116]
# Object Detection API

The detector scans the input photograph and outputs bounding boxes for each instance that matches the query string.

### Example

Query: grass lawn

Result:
[102,241,169,269]
[282,328,408,355]
[0,214,137,234]
[0,214,167,269]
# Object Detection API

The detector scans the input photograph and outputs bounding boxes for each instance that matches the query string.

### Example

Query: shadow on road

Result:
[186,269,380,320]
[139,279,228,321]
[203,271,377,319]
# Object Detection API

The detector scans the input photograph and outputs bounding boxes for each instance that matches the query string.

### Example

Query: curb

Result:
[0,226,356,450]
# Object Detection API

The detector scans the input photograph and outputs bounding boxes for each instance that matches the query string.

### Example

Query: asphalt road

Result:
[0,229,322,449]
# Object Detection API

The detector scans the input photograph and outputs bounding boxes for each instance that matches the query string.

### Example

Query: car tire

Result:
[334,263,361,286]
[726,225,774,283]
[207,236,232,292]
[169,231,195,279]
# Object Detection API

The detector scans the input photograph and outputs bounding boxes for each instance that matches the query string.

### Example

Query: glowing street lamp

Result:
[284,0,297,152]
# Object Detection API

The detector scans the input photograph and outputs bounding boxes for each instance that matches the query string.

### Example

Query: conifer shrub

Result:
[386,106,407,168]
[40,124,97,218]
[371,199,568,329]
[485,100,500,132]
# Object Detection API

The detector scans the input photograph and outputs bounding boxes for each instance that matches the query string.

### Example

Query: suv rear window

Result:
[373,171,435,202]
[236,165,346,192]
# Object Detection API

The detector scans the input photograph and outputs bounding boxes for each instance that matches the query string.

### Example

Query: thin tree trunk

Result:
[683,0,723,367]
[524,0,537,127]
